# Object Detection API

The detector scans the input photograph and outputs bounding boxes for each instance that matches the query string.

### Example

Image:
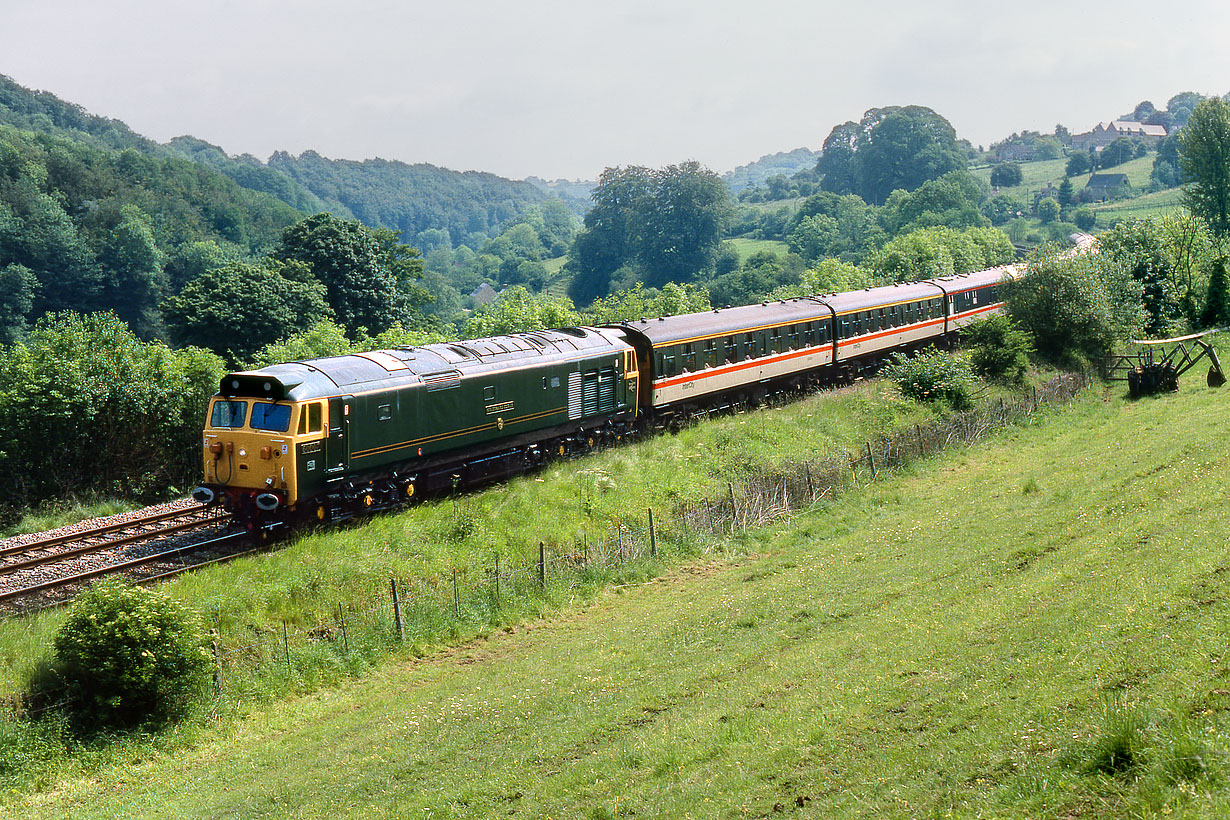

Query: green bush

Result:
[962,315,1034,385]
[1008,246,1144,366]
[45,581,210,733]
[883,348,976,410]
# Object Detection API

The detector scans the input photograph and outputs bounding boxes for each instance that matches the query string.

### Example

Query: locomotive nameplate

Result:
[486,401,514,415]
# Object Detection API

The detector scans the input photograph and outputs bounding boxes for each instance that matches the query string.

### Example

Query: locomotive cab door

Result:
[325,395,353,478]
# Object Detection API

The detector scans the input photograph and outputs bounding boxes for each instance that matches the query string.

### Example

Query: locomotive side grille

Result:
[582,371,600,416]
[598,367,616,412]
[568,372,583,420]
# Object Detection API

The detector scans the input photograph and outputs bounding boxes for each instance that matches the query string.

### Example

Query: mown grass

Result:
[7,364,1230,818]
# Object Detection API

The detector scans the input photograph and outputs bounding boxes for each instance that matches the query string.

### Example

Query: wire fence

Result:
[3,371,1089,718]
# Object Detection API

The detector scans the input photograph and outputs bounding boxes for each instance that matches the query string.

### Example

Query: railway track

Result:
[0,504,257,613]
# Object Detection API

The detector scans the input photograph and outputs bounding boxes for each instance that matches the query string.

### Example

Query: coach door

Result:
[325,395,353,477]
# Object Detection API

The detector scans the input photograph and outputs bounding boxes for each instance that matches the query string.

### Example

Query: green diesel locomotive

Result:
[193,327,640,529]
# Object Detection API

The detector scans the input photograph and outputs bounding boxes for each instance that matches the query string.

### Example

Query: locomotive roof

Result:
[218,327,629,401]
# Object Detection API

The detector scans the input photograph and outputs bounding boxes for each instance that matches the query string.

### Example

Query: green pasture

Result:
[726,236,790,260]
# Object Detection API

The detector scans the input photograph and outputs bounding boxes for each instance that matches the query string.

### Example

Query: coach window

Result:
[683,343,695,370]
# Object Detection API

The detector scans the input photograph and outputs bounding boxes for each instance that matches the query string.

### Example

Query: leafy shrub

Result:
[962,315,1034,385]
[1073,206,1096,231]
[1008,246,1144,366]
[44,580,210,733]
[883,348,976,410]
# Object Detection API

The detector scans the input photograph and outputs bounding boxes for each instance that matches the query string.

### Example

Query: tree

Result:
[163,260,331,363]
[1066,152,1091,177]
[274,213,407,333]
[1037,197,1061,224]
[853,106,968,205]
[877,170,989,234]
[1097,219,1182,336]
[0,312,225,508]
[1057,178,1075,207]
[1073,207,1096,231]
[1179,97,1230,237]
[566,166,653,305]
[1008,247,1143,365]
[638,161,732,287]
[963,315,1033,385]
[1100,138,1135,168]
[990,163,1023,187]
[463,286,580,337]
[97,205,165,338]
[815,121,860,195]
[1201,257,1230,327]
[0,263,37,343]
[565,162,730,303]
[982,194,1028,226]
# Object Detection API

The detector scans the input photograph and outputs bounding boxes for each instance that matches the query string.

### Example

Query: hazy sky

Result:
[2,0,1227,181]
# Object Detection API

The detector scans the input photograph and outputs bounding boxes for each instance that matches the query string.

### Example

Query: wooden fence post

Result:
[452,569,460,617]
[805,462,814,500]
[391,577,405,642]
[728,482,737,534]
[211,629,222,695]
[866,441,877,480]
[282,621,291,675]
[494,554,500,605]
[648,507,657,558]
[538,541,546,587]
[339,604,348,654]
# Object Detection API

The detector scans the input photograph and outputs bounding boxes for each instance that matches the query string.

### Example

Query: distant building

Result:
[1085,173,1130,200]
[996,143,1035,163]
[1033,183,1061,211]
[470,283,499,307]
[1071,121,1167,151]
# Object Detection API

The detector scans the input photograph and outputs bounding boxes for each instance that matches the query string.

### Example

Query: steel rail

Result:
[0,513,230,577]
[0,506,225,560]
[0,530,249,603]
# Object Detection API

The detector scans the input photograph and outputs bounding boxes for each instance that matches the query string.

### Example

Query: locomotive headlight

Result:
[238,448,247,457]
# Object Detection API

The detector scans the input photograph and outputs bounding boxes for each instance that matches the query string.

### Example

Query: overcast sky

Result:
[2,0,1227,182]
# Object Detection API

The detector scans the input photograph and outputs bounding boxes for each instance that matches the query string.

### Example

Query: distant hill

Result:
[0,74,159,154]
[724,147,819,191]
[165,136,339,217]
[268,151,550,249]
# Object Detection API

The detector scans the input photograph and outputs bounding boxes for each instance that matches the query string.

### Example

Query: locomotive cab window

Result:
[377,404,392,421]
[210,400,247,429]
[250,402,291,432]
[483,385,496,401]
[297,402,323,435]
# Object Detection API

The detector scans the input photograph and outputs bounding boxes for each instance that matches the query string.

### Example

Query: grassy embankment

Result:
[5,355,1230,817]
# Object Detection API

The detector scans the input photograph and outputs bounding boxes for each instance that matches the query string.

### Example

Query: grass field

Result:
[727,236,790,260]
[7,363,1230,818]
